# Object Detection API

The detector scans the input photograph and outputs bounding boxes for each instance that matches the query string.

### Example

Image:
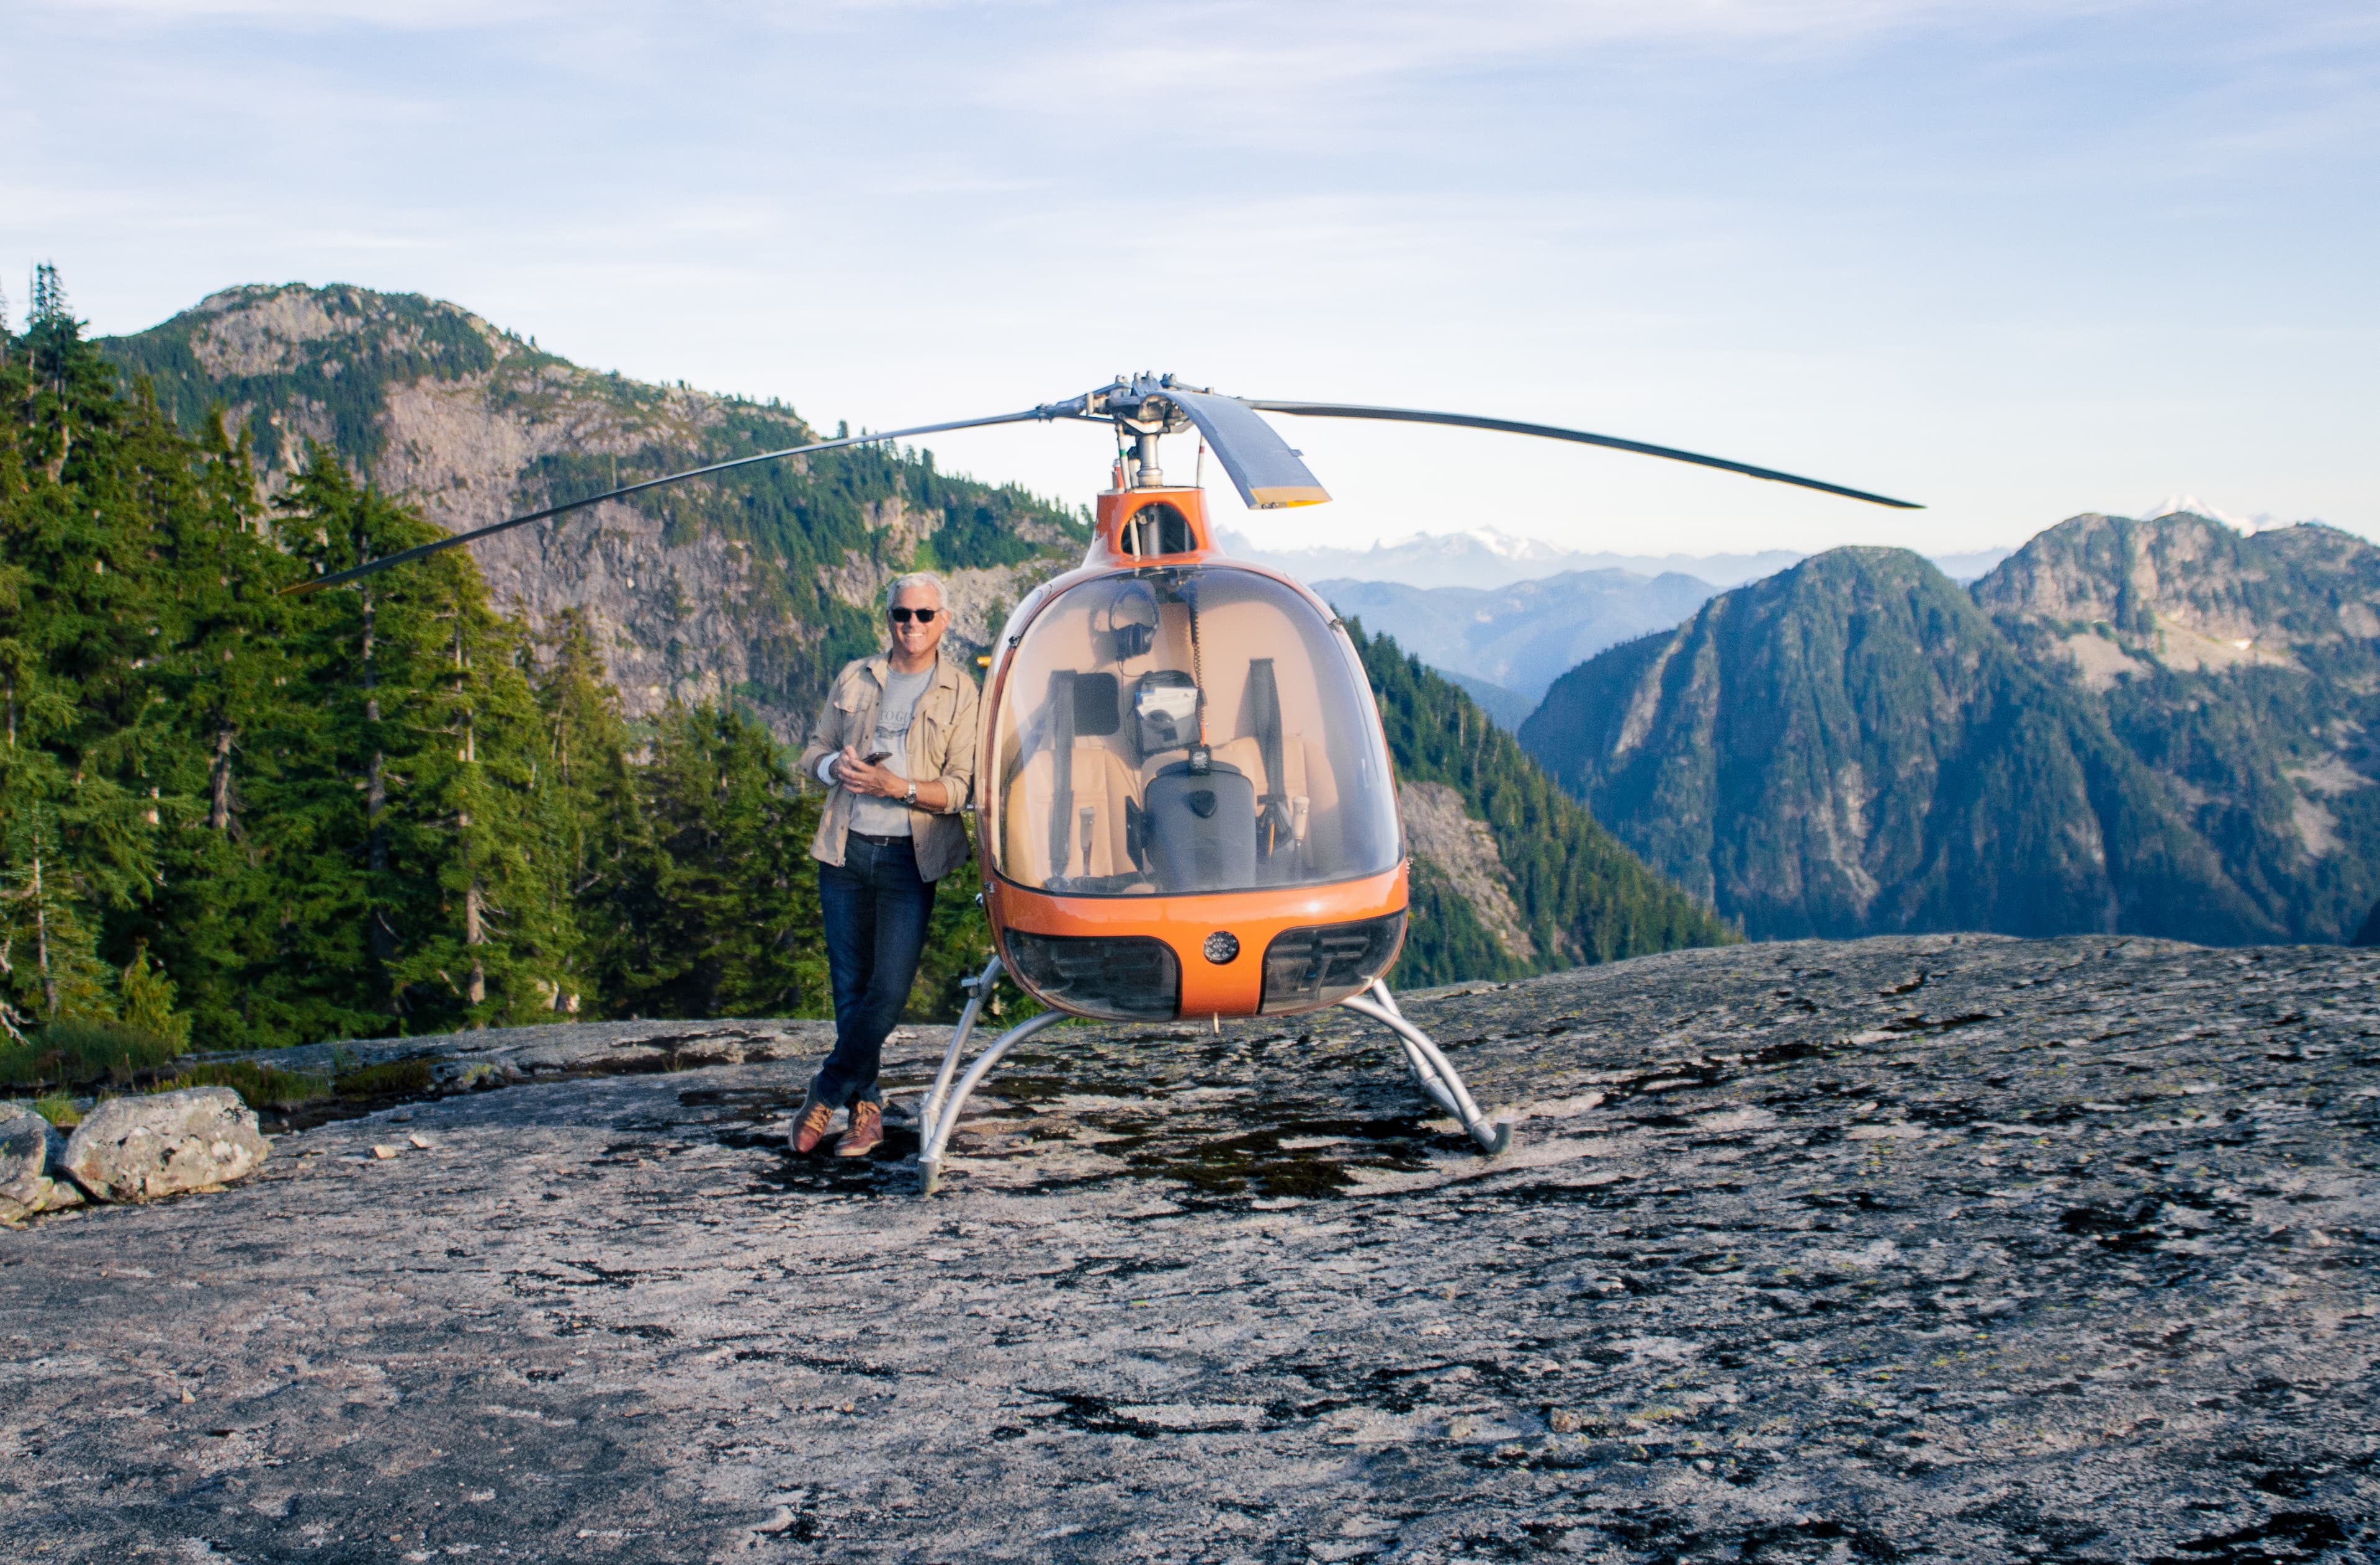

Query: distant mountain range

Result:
[1255,530,2013,725]
[1318,570,1718,715]
[1223,525,2013,592]
[1440,674,1540,731]
[1520,512,2380,946]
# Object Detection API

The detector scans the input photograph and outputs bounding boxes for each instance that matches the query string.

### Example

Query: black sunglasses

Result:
[889,607,941,624]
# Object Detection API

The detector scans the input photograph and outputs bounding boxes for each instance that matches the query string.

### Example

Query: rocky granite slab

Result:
[192,1016,845,1085]
[1,934,2374,1561]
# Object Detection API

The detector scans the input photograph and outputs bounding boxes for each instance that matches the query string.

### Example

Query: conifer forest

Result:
[0,278,879,1068]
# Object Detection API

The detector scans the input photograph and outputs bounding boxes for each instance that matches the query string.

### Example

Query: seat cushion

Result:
[1004,742,1146,886]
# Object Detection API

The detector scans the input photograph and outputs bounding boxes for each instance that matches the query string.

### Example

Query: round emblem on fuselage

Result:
[1203,931,1240,965]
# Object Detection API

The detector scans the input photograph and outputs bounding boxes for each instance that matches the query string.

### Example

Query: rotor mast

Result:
[1095,372,1193,490]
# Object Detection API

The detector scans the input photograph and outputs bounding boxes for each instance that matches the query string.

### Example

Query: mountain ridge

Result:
[1520,512,2380,945]
[1224,525,2013,591]
[1352,625,1736,981]
[97,282,1086,736]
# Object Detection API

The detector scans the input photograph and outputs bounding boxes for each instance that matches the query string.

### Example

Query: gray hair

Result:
[884,571,946,611]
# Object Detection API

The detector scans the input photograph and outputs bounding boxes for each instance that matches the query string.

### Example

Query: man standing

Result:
[791,572,981,1158]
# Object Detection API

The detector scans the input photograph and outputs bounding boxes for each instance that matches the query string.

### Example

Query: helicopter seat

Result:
[1141,732,1336,880]
[1206,735,1306,805]
[1002,741,1149,892]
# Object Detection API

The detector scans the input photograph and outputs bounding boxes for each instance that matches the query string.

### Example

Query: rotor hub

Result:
[1086,372,1198,438]
[1080,374,1200,487]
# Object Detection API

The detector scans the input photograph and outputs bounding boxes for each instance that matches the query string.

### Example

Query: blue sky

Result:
[4,1,2373,556]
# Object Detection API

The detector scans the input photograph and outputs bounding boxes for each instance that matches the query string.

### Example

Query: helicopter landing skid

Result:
[1338,980,1513,1156]
[910,962,1509,1196]
[914,957,1069,1196]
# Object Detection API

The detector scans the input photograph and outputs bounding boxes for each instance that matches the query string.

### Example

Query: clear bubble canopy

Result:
[989,563,1403,898]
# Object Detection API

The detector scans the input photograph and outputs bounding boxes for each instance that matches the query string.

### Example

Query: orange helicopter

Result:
[292,372,1917,1193]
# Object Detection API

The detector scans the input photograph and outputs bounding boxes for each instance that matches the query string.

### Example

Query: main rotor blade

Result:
[1242,400,1922,510]
[279,405,1068,596]
[1162,387,1331,509]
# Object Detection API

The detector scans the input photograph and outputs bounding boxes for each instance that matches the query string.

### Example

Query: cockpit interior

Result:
[990,565,1403,898]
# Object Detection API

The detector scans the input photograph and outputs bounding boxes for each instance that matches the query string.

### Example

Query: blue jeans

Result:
[814,833,938,1108]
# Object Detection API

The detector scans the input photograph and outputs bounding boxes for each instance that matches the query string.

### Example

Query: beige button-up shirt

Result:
[797,652,981,883]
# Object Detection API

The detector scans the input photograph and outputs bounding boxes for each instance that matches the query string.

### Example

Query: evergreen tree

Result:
[109,395,337,1048]
[601,705,825,1019]
[117,940,189,1047]
[4,280,867,1053]
[0,282,170,1028]
[390,562,568,1027]
[279,459,580,1031]
[532,609,638,1016]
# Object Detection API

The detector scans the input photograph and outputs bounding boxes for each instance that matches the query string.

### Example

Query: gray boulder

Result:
[0,1106,65,1222]
[63,1087,269,1202]
[41,1121,83,1211]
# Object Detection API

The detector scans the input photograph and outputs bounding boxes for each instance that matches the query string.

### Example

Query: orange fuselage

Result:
[972,484,1409,1020]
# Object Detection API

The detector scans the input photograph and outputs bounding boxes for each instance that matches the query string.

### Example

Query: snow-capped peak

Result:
[1366,526,1571,561]
[2139,495,2256,531]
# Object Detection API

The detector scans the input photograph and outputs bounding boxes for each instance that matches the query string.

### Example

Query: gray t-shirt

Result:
[848,666,934,837]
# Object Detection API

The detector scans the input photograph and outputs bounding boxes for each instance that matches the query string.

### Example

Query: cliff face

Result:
[99,284,1087,733]
[1397,780,1538,963]
[1977,513,2380,942]
[1522,515,2380,945]
[1973,510,2380,656]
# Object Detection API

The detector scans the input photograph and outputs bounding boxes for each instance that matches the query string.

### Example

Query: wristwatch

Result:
[904,781,918,806]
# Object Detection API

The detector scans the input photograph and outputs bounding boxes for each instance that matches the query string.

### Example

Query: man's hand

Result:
[832,746,905,798]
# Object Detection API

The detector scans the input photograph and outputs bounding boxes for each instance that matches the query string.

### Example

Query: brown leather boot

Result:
[835,1100,884,1158]
[789,1097,835,1155]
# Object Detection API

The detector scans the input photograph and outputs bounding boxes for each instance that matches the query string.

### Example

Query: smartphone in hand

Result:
[863,751,892,765]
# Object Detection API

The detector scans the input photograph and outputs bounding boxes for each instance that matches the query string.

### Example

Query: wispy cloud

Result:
[4,0,2373,552]
[37,0,565,24]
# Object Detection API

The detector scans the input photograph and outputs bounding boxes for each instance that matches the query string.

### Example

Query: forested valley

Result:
[1354,632,1732,983]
